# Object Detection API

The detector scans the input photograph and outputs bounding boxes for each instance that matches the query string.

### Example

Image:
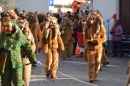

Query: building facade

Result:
[16,0,74,13]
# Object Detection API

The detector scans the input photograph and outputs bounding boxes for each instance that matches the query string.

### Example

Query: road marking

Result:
[63,61,87,65]
[36,61,98,86]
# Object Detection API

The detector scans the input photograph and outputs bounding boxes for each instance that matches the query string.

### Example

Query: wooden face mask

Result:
[3,21,14,34]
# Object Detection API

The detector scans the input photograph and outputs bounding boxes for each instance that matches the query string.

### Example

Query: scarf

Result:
[110,24,118,34]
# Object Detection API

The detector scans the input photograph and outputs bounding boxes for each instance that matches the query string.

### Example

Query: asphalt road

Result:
[0,52,129,86]
[29,53,129,86]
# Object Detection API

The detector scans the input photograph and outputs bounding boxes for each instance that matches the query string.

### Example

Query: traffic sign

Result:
[49,0,54,6]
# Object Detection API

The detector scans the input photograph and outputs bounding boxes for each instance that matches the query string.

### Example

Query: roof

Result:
[75,0,86,3]
[70,0,86,12]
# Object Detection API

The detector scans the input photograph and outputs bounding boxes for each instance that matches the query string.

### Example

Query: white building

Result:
[92,0,119,51]
[16,0,49,13]
[16,0,120,51]
[53,0,73,12]
[16,0,74,13]
[92,0,119,40]
[16,0,119,28]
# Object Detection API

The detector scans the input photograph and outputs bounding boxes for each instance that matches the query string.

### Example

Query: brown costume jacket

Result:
[83,25,106,50]
[38,27,64,54]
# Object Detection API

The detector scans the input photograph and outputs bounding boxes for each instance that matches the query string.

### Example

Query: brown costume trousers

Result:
[84,48,88,62]
[68,43,74,58]
[35,41,38,58]
[126,61,130,86]
[87,49,102,80]
[45,48,58,77]
[23,57,32,86]
[60,45,68,59]
[60,44,73,59]
[84,47,107,65]
[101,47,107,64]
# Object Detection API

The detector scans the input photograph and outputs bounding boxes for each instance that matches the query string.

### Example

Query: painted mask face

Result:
[63,17,70,24]
[51,17,57,24]
[3,21,13,34]
[89,14,97,25]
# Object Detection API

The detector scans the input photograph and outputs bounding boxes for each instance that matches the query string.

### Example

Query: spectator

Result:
[110,19,124,57]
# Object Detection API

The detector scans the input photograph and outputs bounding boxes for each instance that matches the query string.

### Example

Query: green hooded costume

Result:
[0,23,37,86]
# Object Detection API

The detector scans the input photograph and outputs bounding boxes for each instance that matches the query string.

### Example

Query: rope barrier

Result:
[31,61,98,86]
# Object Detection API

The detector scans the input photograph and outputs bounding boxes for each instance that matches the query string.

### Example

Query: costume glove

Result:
[92,40,98,45]
[87,41,93,45]
[32,61,37,65]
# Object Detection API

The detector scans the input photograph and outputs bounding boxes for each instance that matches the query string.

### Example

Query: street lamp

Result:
[88,0,91,4]
[86,0,93,10]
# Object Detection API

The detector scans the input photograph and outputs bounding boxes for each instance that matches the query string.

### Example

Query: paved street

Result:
[29,53,129,86]
[0,52,129,86]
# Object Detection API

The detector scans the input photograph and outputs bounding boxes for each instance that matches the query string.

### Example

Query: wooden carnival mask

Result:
[7,10,18,20]
[3,20,14,34]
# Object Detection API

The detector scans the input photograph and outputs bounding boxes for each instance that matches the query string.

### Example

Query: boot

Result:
[89,78,94,83]
[46,73,49,78]
[103,61,109,66]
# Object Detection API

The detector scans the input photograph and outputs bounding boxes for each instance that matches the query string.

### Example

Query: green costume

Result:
[0,25,37,86]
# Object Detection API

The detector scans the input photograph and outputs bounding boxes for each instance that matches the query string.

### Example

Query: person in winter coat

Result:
[110,19,124,57]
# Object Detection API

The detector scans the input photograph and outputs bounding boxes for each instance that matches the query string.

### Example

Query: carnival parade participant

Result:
[17,18,36,86]
[0,16,37,86]
[27,12,42,59]
[60,17,73,60]
[38,17,64,79]
[5,10,37,85]
[83,10,106,82]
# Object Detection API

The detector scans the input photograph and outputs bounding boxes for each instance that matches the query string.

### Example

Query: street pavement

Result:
[0,52,129,86]
[30,53,129,86]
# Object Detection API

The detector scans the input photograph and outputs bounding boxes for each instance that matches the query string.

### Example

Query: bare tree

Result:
[0,0,16,11]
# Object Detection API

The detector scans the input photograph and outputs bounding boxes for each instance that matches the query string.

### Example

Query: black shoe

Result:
[100,68,102,71]
[50,76,56,79]
[46,74,49,78]
[89,80,94,83]
[103,62,109,66]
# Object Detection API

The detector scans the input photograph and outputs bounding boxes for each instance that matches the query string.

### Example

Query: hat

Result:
[114,19,120,25]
